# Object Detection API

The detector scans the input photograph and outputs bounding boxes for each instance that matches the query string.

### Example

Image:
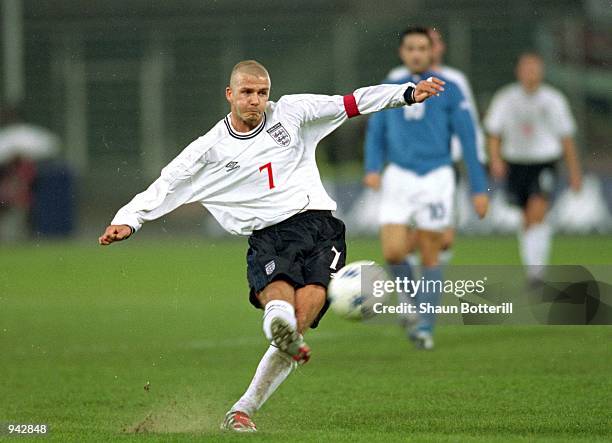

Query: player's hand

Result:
[363,172,381,190]
[472,193,489,219]
[569,171,582,193]
[98,225,132,246]
[413,77,445,103]
[489,157,507,180]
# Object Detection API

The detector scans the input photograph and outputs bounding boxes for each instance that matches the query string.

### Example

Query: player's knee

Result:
[524,200,548,226]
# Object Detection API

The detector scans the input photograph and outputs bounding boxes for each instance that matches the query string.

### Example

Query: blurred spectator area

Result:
[1,0,610,236]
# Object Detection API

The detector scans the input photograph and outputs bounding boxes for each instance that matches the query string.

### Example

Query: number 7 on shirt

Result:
[259,162,275,189]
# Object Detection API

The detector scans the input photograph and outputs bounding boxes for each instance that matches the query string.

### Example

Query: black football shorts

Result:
[246,210,346,328]
[506,161,557,208]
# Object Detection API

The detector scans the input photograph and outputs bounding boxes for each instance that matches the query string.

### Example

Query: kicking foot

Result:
[221,410,257,433]
[409,329,434,350]
[270,317,311,364]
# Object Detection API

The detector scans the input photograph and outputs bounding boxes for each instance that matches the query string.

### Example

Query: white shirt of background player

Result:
[484,83,576,163]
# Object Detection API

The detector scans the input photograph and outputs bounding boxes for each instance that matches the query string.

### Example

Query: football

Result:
[328,260,388,320]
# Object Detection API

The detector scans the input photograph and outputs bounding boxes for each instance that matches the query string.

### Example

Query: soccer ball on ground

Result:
[328,260,388,320]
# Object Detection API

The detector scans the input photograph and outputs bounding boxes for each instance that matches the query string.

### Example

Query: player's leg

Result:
[515,163,556,285]
[381,224,419,326]
[410,166,454,349]
[520,194,551,284]
[378,164,420,326]
[379,164,417,271]
[224,280,302,432]
[294,284,327,334]
[225,211,345,431]
[224,226,308,432]
[299,211,347,333]
[412,228,444,345]
[232,257,338,427]
[381,224,414,265]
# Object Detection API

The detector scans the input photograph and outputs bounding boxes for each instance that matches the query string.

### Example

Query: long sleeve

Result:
[449,88,488,194]
[364,111,387,173]
[277,82,414,146]
[278,82,415,126]
[110,140,210,232]
[349,83,415,117]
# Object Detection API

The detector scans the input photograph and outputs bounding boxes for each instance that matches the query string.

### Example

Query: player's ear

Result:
[225,86,233,103]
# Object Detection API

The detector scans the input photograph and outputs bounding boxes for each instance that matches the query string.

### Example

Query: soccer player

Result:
[385,27,487,265]
[363,28,489,349]
[485,52,582,286]
[98,60,444,432]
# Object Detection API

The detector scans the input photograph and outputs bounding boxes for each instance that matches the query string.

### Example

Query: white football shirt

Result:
[484,83,576,163]
[111,83,414,235]
[387,64,486,162]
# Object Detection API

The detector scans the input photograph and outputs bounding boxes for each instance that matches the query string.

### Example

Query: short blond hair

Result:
[229,60,270,88]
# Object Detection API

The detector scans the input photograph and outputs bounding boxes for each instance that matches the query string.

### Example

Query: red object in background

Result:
[0,157,37,210]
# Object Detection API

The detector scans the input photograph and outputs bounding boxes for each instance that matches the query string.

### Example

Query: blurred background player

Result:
[485,52,582,286]
[363,27,489,349]
[385,27,487,267]
[0,104,59,242]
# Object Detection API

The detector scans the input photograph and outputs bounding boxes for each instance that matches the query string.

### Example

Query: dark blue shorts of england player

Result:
[246,210,346,329]
[506,161,558,209]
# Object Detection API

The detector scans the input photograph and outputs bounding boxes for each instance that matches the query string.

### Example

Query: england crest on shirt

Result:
[266,122,291,147]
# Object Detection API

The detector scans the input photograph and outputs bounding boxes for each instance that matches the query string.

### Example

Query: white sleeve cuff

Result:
[110,213,142,233]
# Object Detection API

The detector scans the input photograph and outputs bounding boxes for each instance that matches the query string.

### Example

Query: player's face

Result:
[399,34,433,74]
[428,29,445,66]
[516,55,544,91]
[226,73,270,128]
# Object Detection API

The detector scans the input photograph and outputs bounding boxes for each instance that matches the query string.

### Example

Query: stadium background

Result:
[1,1,611,441]
[2,0,611,237]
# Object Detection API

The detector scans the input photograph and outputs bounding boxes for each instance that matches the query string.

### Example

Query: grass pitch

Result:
[1,235,611,442]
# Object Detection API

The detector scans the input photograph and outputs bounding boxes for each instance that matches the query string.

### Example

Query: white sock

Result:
[231,345,296,416]
[262,299,296,343]
[519,223,552,279]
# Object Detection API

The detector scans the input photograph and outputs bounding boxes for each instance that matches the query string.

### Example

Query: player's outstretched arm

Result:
[96,136,213,247]
[281,77,446,129]
[99,224,133,245]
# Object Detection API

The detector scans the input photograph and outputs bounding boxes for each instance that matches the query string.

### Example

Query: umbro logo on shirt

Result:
[225,161,240,172]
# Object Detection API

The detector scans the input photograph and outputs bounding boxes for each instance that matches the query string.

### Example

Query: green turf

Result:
[1,236,611,442]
